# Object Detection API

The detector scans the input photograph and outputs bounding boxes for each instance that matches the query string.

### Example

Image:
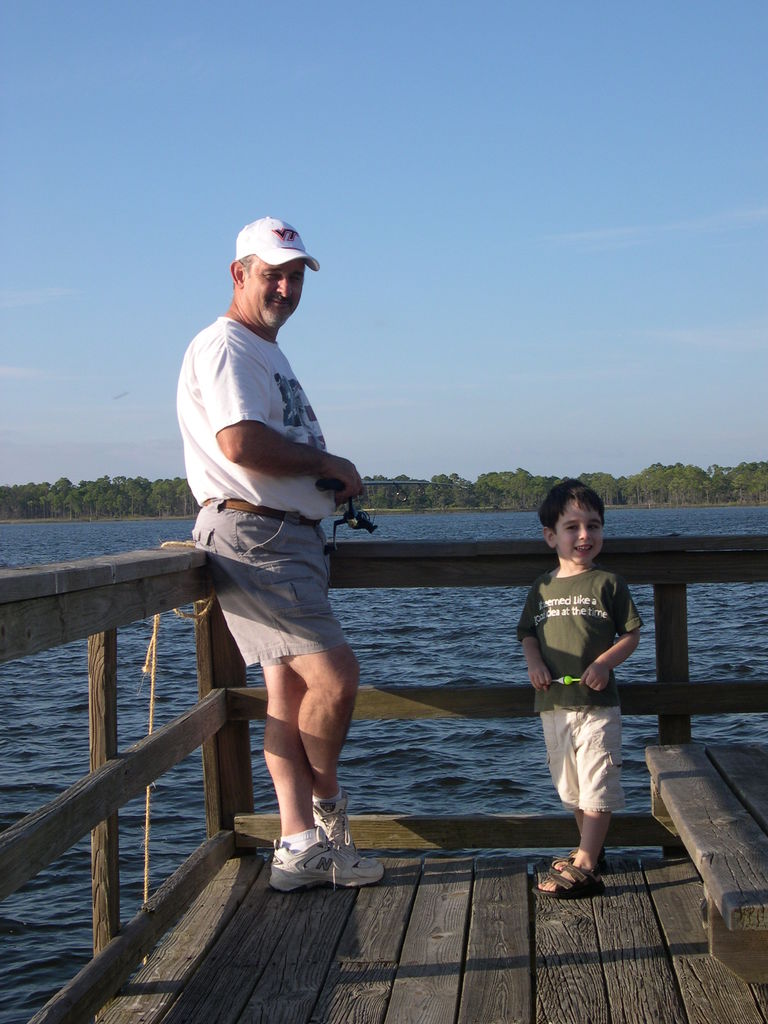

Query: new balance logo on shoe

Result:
[269,827,384,892]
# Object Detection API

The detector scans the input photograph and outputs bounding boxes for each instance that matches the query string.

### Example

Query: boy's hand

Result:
[521,638,551,690]
[581,662,610,691]
[527,666,552,691]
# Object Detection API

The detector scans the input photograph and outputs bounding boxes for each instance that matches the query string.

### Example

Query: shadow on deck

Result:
[100,852,768,1024]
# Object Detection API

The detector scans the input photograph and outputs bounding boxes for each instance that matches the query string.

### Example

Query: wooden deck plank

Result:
[383,856,473,1024]
[158,867,305,1024]
[457,855,531,1024]
[236,885,358,1023]
[51,851,768,1024]
[100,854,264,1024]
[594,857,687,1024]
[334,857,423,963]
[533,858,607,1024]
[645,857,765,1024]
[643,858,707,958]
[308,963,399,1024]
[308,858,422,1024]
[751,985,768,1018]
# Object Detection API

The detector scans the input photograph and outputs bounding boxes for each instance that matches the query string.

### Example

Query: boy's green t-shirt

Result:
[517,566,642,712]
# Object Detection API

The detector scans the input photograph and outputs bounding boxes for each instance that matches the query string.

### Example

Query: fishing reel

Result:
[316,478,378,550]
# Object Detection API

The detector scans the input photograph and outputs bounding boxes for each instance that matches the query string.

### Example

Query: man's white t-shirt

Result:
[177,316,336,520]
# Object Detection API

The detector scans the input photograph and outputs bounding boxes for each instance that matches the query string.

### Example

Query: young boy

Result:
[517,479,642,898]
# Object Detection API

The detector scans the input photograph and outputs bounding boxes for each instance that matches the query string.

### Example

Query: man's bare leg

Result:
[262,643,359,837]
[264,643,383,890]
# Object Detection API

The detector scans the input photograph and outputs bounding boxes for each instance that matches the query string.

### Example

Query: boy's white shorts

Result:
[540,706,625,813]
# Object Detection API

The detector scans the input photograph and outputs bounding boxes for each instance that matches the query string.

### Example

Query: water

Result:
[1,507,767,1021]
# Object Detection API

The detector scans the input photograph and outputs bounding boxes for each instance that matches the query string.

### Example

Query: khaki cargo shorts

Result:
[540,705,625,813]
[193,504,346,667]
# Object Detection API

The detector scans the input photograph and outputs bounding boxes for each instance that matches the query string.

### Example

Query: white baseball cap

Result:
[235,217,319,271]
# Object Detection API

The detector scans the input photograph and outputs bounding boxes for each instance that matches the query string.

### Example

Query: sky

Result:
[1,1,766,487]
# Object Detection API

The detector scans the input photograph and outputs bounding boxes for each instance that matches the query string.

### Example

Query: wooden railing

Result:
[1,535,768,1022]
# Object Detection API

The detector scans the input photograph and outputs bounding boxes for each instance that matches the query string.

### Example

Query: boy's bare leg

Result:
[539,809,611,891]
[262,644,359,837]
[572,809,611,871]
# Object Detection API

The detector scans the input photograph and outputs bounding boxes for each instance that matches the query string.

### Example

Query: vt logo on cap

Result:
[235,216,320,271]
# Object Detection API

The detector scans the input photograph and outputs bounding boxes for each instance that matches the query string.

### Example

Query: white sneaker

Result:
[312,789,356,852]
[313,789,384,879]
[269,828,384,892]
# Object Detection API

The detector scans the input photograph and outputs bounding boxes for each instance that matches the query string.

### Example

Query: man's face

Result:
[237,256,306,339]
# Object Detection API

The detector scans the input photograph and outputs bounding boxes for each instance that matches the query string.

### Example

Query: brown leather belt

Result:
[205,498,320,527]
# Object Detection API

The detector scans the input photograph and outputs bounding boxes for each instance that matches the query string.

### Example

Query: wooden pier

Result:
[93,851,768,1024]
[2,535,768,1023]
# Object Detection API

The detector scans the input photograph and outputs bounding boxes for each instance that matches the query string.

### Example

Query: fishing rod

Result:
[360,479,430,487]
[316,478,377,549]
[316,477,429,549]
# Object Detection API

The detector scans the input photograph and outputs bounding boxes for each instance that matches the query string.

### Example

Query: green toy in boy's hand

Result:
[554,675,581,685]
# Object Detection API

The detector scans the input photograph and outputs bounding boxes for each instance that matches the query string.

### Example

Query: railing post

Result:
[88,629,120,955]
[653,583,691,744]
[195,597,254,834]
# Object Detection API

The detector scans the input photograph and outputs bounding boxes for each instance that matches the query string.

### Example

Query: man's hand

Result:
[317,456,363,503]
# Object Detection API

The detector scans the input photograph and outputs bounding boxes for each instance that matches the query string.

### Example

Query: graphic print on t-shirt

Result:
[274,373,325,448]
[533,593,611,627]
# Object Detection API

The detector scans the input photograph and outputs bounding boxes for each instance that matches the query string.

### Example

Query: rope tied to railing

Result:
[140,540,214,906]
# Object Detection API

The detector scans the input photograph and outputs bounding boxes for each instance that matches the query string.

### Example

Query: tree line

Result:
[1,462,766,521]
[0,476,197,521]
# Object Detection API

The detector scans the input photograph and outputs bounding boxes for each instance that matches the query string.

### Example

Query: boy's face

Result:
[542,499,604,575]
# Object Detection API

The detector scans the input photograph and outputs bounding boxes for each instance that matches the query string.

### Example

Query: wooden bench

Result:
[646,741,768,981]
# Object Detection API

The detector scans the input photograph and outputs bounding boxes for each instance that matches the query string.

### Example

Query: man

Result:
[177,216,383,892]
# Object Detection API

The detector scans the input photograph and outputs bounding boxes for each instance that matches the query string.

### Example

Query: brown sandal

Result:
[551,846,607,872]
[537,862,605,899]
